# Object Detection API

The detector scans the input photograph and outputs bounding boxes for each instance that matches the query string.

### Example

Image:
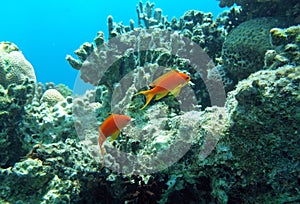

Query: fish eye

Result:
[186,76,190,79]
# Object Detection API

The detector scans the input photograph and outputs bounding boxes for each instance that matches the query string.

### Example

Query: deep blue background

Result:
[0,0,224,89]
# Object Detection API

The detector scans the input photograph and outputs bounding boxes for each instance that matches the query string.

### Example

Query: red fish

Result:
[136,69,191,109]
[98,114,131,160]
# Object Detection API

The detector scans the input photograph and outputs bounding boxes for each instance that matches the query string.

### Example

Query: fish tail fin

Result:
[136,89,155,109]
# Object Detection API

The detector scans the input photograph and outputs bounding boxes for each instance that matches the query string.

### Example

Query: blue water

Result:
[0,0,224,89]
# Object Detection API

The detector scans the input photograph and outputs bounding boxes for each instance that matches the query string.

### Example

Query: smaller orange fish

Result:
[136,69,191,109]
[98,114,131,162]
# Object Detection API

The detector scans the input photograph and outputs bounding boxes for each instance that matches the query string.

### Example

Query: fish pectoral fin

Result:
[170,85,183,97]
[155,91,169,101]
[109,130,121,142]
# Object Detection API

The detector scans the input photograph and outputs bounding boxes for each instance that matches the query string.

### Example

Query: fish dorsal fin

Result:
[109,130,121,142]
[149,69,178,87]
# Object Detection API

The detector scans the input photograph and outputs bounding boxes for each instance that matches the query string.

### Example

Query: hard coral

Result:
[68,27,216,114]
[0,42,36,88]
[222,17,286,82]
[40,88,65,106]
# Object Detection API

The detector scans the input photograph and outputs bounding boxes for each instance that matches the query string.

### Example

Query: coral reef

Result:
[215,0,299,91]
[22,94,74,148]
[1,1,300,203]
[67,28,220,113]
[0,42,37,167]
[65,2,299,202]
[67,3,226,71]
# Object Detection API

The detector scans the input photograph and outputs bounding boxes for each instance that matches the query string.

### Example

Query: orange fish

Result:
[98,114,131,159]
[136,69,191,109]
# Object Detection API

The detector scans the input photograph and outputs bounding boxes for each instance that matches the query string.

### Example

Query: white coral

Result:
[0,42,36,87]
[40,89,65,106]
